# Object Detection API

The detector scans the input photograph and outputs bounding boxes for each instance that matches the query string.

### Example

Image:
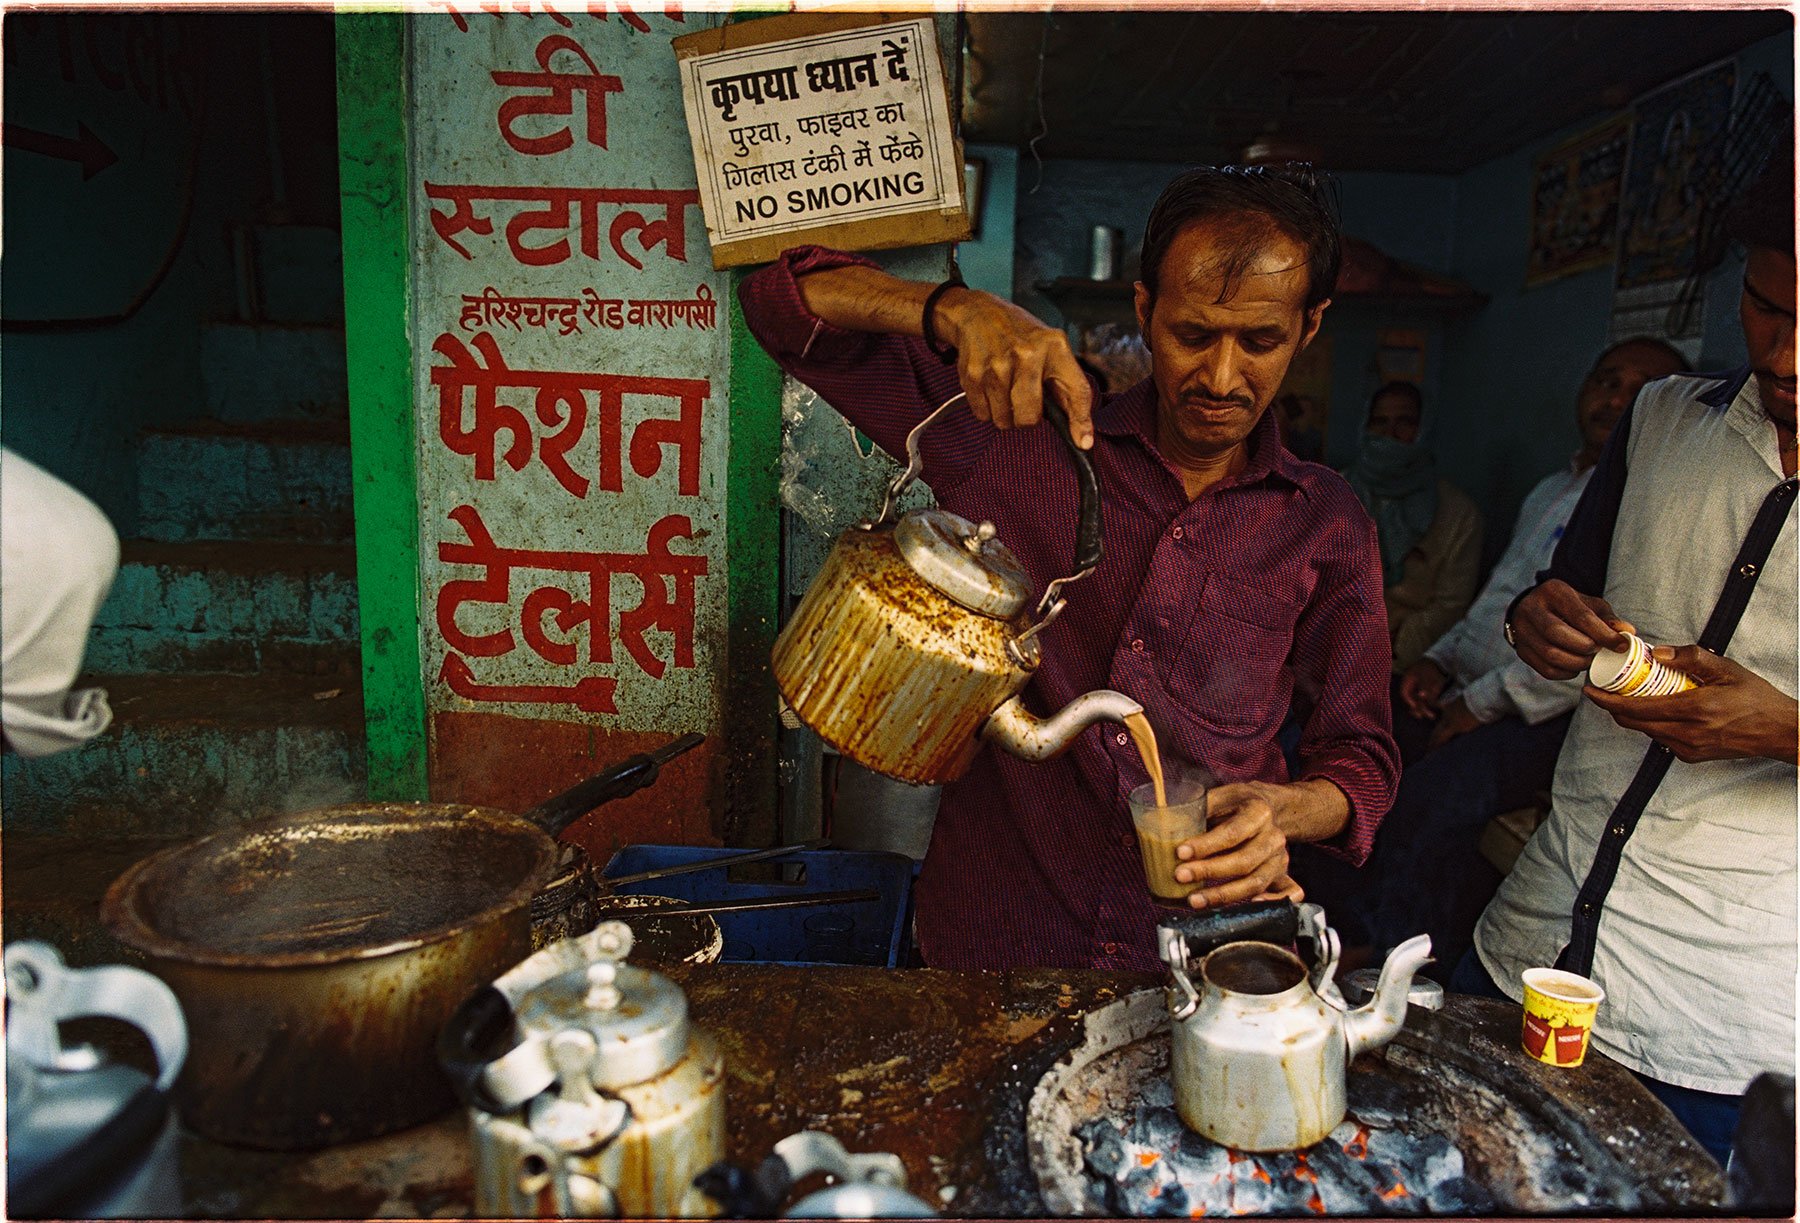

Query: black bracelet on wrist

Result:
[921,276,965,363]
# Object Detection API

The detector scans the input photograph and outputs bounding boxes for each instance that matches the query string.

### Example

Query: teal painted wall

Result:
[1438,30,1793,543]
[958,142,1018,298]
[1,14,337,535]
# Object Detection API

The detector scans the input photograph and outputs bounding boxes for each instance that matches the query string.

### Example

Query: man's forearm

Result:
[793,264,943,338]
[1276,777,1352,843]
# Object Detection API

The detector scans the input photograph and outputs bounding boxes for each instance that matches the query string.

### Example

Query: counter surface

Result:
[176,964,1722,1218]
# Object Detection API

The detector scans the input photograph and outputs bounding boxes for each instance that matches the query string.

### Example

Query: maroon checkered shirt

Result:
[741,246,1398,971]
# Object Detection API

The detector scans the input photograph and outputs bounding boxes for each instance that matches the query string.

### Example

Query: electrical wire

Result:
[1026,12,1052,195]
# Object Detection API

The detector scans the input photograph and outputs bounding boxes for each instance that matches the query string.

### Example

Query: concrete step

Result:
[138,418,353,544]
[1,670,367,838]
[202,321,347,421]
[87,540,359,676]
[248,224,344,326]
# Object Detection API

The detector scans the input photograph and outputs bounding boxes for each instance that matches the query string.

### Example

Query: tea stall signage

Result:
[408,8,731,835]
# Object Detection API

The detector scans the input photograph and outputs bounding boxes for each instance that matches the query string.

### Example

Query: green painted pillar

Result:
[335,13,428,800]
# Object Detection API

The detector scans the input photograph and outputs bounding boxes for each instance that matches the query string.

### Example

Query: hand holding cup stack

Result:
[1587,632,1696,698]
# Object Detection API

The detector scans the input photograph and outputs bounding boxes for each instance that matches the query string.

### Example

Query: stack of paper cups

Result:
[1588,633,1695,697]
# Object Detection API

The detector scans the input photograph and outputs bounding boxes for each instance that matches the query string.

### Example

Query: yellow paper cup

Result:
[1520,968,1604,1067]
[1589,634,1695,697]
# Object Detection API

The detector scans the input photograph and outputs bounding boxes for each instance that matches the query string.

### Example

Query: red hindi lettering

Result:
[436,504,517,658]
[424,182,697,268]
[492,34,623,156]
[611,514,707,679]
[440,653,619,714]
[432,332,533,481]
[431,332,708,498]
[435,505,709,686]
[532,380,592,498]
[424,182,497,261]
[627,376,706,495]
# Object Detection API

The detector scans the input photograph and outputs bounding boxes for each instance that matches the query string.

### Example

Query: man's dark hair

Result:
[1367,380,1423,421]
[1594,335,1693,375]
[1139,164,1342,313]
[1726,132,1795,254]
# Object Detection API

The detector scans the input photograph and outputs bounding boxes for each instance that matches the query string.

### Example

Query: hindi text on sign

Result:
[437,504,708,693]
[424,181,698,268]
[491,34,624,156]
[431,331,708,499]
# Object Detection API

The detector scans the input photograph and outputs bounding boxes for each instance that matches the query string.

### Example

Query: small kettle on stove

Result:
[1157,901,1433,1152]
[440,921,725,1217]
[772,394,1143,785]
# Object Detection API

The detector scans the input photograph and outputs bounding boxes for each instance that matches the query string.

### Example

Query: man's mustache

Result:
[1180,393,1256,411]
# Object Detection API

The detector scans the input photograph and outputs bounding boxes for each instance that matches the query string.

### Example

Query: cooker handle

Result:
[522,732,705,840]
[438,984,526,1116]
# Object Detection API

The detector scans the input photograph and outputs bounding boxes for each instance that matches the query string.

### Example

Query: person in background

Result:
[1336,337,1689,979]
[738,164,1399,971]
[1343,382,1483,675]
[1,448,120,757]
[1468,147,1797,1164]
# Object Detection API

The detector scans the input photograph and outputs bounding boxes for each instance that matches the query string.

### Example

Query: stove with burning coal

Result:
[976,988,1724,1217]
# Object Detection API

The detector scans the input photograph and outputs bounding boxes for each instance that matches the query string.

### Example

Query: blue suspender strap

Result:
[1556,475,1799,978]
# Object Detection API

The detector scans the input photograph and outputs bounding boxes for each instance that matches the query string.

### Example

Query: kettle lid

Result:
[895,509,1031,618]
[511,926,690,1091]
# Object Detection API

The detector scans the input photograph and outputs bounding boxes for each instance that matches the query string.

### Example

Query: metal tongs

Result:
[599,837,876,917]
[600,837,829,892]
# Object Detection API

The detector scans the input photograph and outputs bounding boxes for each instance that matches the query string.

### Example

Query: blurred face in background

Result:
[1365,389,1422,445]
[1575,341,1689,458]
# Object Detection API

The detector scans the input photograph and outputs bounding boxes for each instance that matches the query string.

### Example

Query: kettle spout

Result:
[1342,934,1433,1060]
[980,691,1144,762]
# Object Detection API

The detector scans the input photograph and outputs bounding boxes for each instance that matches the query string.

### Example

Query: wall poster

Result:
[410,8,731,844]
[1525,115,1630,288]
[673,11,968,269]
[1608,58,1736,357]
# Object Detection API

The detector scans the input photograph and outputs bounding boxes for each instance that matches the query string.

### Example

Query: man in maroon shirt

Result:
[739,164,1398,970]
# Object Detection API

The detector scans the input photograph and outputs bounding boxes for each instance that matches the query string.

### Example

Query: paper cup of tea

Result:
[1520,967,1604,1066]
[1129,777,1210,904]
[1588,634,1694,697]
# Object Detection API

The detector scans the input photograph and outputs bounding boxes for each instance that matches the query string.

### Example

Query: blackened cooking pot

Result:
[98,734,701,1150]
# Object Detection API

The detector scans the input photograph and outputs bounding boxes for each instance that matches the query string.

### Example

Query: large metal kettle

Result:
[772,394,1143,785]
[1157,901,1433,1151]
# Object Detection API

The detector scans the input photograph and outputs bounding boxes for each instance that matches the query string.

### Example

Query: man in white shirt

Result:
[1470,152,1797,1164]
[1,448,119,757]
[1336,339,1687,977]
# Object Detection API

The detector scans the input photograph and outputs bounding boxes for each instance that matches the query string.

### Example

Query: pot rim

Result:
[99,803,559,969]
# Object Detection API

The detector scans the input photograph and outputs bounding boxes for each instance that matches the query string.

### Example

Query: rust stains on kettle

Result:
[771,527,1031,785]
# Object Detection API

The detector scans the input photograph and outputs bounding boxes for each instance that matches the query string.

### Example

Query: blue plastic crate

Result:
[599,845,914,967]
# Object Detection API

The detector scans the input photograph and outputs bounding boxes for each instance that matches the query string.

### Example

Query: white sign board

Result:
[410,11,731,735]
[674,14,968,268]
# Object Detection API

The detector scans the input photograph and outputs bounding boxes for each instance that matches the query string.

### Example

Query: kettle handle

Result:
[1156,899,1298,960]
[874,391,1104,628]
[1042,399,1103,582]
[870,393,964,528]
